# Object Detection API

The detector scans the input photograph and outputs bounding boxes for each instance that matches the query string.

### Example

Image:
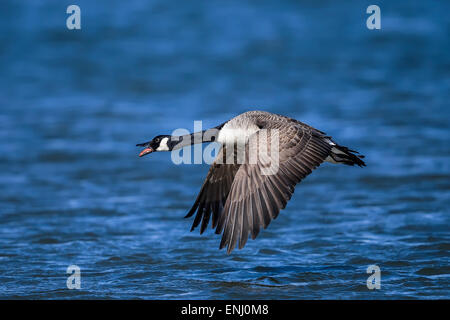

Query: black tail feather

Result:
[136,141,150,147]
[331,145,366,167]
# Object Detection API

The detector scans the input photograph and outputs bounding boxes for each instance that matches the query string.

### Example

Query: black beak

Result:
[136,141,153,157]
[136,141,150,147]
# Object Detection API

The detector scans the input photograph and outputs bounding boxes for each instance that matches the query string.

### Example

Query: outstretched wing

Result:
[216,123,332,253]
[185,148,241,234]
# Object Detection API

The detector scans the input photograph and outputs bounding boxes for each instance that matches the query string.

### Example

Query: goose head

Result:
[136,135,172,157]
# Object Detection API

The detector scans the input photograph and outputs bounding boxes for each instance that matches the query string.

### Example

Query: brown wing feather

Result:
[185,148,241,234]
[217,123,332,253]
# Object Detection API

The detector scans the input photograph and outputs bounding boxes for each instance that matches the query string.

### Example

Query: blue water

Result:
[0,0,449,299]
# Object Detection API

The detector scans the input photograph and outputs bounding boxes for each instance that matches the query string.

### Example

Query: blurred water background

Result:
[0,0,448,299]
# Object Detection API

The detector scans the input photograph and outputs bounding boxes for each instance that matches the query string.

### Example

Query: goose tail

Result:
[326,143,366,167]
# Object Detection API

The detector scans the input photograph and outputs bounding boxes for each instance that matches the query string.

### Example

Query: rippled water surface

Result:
[0,0,449,299]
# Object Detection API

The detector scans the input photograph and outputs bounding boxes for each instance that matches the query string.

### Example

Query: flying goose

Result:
[137,111,365,253]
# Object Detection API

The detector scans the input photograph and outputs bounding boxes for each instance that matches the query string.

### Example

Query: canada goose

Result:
[137,111,365,253]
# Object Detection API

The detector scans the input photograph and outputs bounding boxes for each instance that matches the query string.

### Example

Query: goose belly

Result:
[217,125,259,145]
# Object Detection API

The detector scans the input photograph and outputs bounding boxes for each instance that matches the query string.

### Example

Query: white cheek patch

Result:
[156,137,170,151]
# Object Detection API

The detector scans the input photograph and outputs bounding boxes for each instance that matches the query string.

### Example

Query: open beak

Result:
[139,147,153,157]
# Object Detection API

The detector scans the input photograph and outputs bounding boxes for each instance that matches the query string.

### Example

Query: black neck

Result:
[170,126,222,150]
